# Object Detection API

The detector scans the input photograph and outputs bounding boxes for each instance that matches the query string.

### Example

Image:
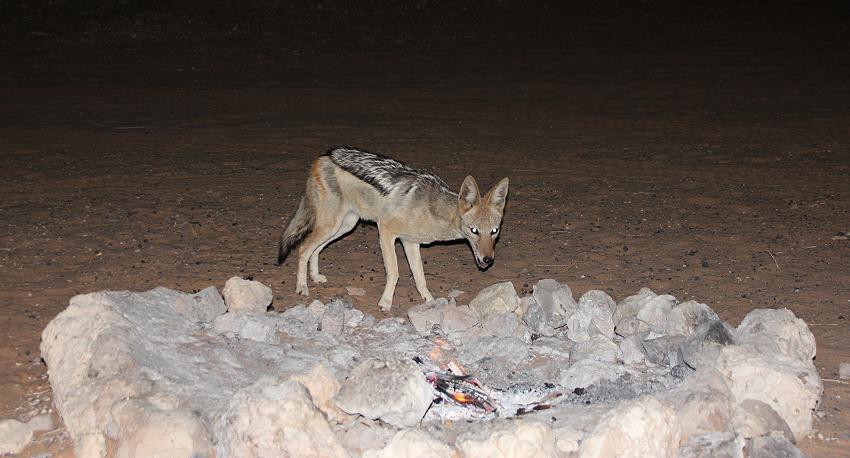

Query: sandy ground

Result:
[1,49,848,455]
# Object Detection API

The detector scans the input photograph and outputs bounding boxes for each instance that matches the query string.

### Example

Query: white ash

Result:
[39,279,820,457]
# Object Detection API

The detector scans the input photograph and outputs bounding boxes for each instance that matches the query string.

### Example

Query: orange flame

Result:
[452,392,474,404]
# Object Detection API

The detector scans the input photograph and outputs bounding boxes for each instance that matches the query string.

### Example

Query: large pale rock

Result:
[363,429,454,458]
[715,344,822,440]
[618,334,647,365]
[482,312,521,338]
[40,288,328,456]
[579,397,682,458]
[747,435,805,458]
[643,335,687,367]
[334,358,433,428]
[171,286,227,323]
[290,364,354,424]
[469,281,520,318]
[441,304,480,334]
[522,298,557,337]
[215,378,347,457]
[566,290,616,342]
[635,294,677,335]
[212,312,280,343]
[456,419,555,458]
[737,308,816,363]
[26,414,53,432]
[558,359,637,390]
[614,287,657,325]
[112,401,212,458]
[731,399,794,441]
[0,419,33,456]
[407,299,446,335]
[531,279,577,328]
[681,320,739,369]
[615,315,651,337]
[336,420,396,457]
[677,432,744,458]
[222,276,273,313]
[664,300,719,336]
[570,334,618,363]
[659,368,733,442]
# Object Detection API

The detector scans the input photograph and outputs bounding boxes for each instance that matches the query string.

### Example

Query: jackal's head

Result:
[458,176,510,270]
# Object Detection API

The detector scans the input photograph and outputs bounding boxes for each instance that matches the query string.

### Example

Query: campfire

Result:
[39,277,822,457]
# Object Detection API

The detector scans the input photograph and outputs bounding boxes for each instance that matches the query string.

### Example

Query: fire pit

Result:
[40,277,821,457]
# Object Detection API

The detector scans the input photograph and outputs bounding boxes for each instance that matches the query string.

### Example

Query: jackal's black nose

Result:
[482,256,494,266]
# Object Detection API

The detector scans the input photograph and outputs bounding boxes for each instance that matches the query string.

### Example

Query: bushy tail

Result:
[276,196,315,265]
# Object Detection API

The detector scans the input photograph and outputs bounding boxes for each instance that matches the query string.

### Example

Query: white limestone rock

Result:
[482,312,521,338]
[212,312,280,343]
[456,419,555,458]
[715,344,822,441]
[363,429,454,458]
[334,358,433,428]
[215,377,347,457]
[618,334,647,365]
[26,414,53,432]
[635,294,677,335]
[570,334,618,363]
[664,300,719,337]
[737,308,816,363]
[747,435,804,458]
[579,396,682,458]
[0,419,33,456]
[658,368,733,443]
[614,287,656,323]
[468,281,520,318]
[170,286,227,323]
[290,364,354,424]
[531,279,577,328]
[677,432,744,458]
[112,400,212,458]
[407,299,446,335]
[681,320,739,369]
[731,399,794,442]
[558,359,638,391]
[222,276,273,314]
[566,290,616,342]
[440,304,480,335]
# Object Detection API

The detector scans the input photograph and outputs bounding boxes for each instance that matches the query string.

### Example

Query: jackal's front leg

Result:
[402,240,434,303]
[377,224,399,311]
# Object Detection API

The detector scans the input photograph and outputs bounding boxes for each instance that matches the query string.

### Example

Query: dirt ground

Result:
[1,41,849,455]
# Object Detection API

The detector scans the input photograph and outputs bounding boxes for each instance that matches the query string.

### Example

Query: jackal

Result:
[276,147,509,310]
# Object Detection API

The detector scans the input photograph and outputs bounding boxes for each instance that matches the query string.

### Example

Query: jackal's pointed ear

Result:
[458,175,481,213]
[484,177,509,213]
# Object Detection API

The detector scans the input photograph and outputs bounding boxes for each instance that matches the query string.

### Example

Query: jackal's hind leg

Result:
[309,212,358,283]
[296,214,343,295]
[402,240,433,303]
[377,224,399,311]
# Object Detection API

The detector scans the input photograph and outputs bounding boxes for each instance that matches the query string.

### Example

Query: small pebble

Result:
[839,362,850,380]
[345,286,366,296]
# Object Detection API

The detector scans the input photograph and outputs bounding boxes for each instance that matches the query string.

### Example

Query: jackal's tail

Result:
[276,196,315,265]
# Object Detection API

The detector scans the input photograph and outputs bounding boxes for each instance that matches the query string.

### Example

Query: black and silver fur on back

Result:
[324,147,452,196]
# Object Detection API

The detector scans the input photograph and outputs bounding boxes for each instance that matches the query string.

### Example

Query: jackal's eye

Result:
[469,227,479,235]
[491,228,499,235]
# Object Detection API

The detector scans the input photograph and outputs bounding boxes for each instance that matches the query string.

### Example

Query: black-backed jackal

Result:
[276,147,509,310]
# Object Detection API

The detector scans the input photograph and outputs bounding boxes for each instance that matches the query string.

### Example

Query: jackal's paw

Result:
[421,292,435,303]
[378,297,393,311]
[311,273,328,283]
[296,283,309,296]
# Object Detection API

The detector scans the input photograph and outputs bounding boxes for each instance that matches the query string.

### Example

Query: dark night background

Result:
[1,1,849,456]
